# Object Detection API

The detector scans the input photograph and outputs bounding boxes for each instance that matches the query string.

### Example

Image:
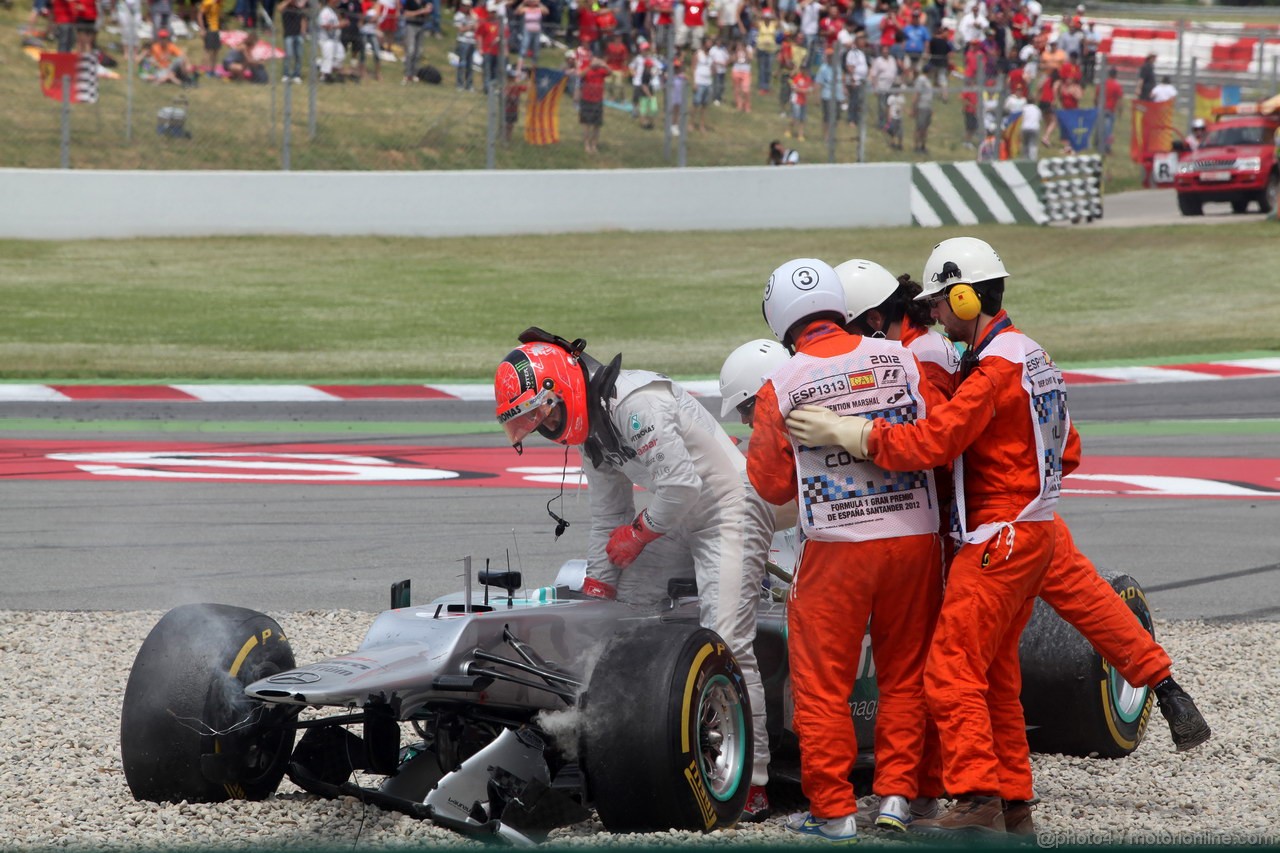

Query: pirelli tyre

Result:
[121,603,299,803]
[1019,573,1156,759]
[579,623,751,833]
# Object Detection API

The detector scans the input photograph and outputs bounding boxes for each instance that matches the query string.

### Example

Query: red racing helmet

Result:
[494,342,590,449]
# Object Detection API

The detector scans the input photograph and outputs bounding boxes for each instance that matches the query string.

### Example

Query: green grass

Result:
[1,225,1276,380]
[0,2,1225,189]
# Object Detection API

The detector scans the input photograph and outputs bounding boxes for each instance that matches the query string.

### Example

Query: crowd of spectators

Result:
[19,0,1152,158]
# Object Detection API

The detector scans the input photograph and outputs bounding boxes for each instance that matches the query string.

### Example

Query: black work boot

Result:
[1155,678,1211,752]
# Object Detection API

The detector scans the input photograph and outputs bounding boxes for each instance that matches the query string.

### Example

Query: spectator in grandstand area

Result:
[977,120,998,161]
[143,28,196,85]
[1151,74,1176,104]
[709,34,729,105]
[788,61,812,140]
[676,0,705,49]
[1137,52,1156,100]
[281,0,306,81]
[603,33,629,100]
[1038,68,1058,146]
[798,0,819,68]
[1097,66,1122,154]
[577,51,611,136]
[768,139,800,164]
[1056,18,1082,65]
[925,20,950,102]
[452,0,477,88]
[636,49,659,128]
[1081,21,1099,85]
[476,4,502,93]
[1019,97,1041,160]
[70,0,94,54]
[692,36,713,130]
[814,45,842,139]
[731,39,754,112]
[844,27,869,128]
[113,0,143,64]
[669,58,687,134]
[629,39,651,116]
[903,9,928,63]
[503,67,526,139]
[400,0,432,82]
[884,72,904,149]
[868,41,897,128]
[776,32,797,115]
[1039,36,1065,77]
[911,60,933,153]
[376,0,398,51]
[755,5,780,93]
[356,5,382,80]
[338,0,363,74]
[196,0,220,76]
[148,0,171,43]
[1058,59,1083,111]
[223,31,268,81]
[649,0,674,54]
[514,0,545,68]
[318,0,347,82]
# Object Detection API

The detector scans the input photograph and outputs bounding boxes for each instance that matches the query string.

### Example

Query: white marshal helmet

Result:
[834,258,900,321]
[718,339,790,417]
[762,257,849,342]
[919,237,1010,300]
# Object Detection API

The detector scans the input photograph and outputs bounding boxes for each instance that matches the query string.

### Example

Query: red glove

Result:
[582,577,618,600]
[605,513,663,569]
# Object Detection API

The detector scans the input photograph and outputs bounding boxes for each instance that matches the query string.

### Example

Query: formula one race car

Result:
[120,552,1157,844]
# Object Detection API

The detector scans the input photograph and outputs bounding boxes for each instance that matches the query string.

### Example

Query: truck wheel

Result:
[121,604,298,802]
[1019,573,1155,759]
[1231,199,1251,214]
[580,623,751,833]
[1261,173,1279,214]
[1177,194,1203,216]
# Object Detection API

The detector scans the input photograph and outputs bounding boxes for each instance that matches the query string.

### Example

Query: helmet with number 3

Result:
[762,257,849,344]
[494,343,590,449]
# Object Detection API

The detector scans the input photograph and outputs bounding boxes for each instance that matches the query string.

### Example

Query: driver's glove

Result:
[786,405,873,459]
[606,512,662,569]
[582,577,618,599]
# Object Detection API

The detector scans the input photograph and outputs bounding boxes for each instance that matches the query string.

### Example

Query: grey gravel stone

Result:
[2,611,1276,849]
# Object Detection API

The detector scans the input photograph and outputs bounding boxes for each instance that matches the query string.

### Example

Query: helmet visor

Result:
[497,388,563,446]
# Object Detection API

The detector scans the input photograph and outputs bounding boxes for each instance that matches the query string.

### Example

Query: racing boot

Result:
[740,785,771,823]
[1003,799,1035,838]
[1154,678,1211,752]
[910,795,1006,837]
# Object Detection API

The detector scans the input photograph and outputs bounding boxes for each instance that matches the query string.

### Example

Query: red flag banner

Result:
[39,52,80,101]
[1129,99,1177,163]
[525,68,568,146]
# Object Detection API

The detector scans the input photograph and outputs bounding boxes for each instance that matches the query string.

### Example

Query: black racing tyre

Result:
[579,623,751,833]
[1176,194,1203,216]
[1019,573,1155,759]
[121,603,299,802]
[1261,173,1279,215]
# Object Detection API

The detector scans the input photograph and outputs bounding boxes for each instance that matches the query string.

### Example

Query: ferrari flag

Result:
[38,51,98,103]
[525,68,568,146]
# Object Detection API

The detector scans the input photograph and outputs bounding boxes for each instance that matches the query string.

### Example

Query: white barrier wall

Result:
[0,165,913,240]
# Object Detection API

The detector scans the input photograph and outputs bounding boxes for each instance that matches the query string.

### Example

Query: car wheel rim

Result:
[1109,669,1148,723]
[697,674,745,801]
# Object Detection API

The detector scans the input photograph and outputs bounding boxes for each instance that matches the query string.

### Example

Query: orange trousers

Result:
[925,520,1054,802]
[788,533,943,817]
[1040,514,1173,688]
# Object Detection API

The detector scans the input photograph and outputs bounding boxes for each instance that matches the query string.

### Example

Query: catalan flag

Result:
[525,68,568,146]
[1001,110,1022,160]
[1130,99,1176,164]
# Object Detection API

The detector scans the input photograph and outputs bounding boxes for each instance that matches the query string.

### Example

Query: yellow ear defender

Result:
[949,284,981,321]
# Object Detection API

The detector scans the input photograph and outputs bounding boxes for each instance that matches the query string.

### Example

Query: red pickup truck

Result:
[1174,104,1280,216]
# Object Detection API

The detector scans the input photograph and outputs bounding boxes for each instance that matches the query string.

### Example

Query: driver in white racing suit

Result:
[494,327,775,820]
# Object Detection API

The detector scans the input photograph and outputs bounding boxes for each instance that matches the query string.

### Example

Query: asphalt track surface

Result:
[1085,188,1273,227]
[4,374,1278,622]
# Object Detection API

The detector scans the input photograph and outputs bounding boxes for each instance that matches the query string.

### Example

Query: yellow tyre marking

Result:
[679,643,714,754]
[229,634,259,679]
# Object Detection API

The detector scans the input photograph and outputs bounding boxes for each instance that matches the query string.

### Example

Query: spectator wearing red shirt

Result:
[789,66,812,140]
[1099,66,1123,154]
[1039,69,1060,146]
[603,33,629,100]
[51,0,76,51]
[649,0,674,55]
[676,0,705,49]
[475,5,502,94]
[578,56,611,152]
[819,4,842,50]
[578,3,598,53]
[71,0,95,53]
